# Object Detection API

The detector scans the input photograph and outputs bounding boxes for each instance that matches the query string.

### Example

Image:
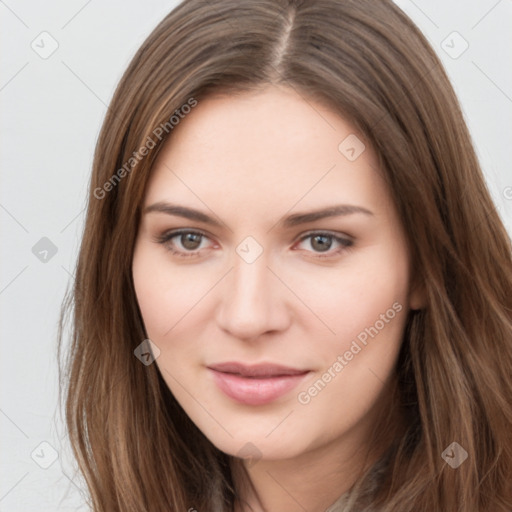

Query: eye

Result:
[154,229,354,260]
[294,231,354,258]
[154,229,213,259]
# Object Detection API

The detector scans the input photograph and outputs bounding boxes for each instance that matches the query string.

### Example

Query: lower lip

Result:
[209,369,310,406]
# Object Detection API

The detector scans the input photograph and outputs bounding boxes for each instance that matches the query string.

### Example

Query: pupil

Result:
[182,233,201,250]
[312,235,331,252]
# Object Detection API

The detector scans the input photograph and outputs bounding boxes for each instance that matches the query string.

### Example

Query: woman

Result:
[58,0,512,510]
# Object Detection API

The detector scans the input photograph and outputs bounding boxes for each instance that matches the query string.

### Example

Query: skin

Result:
[132,84,425,512]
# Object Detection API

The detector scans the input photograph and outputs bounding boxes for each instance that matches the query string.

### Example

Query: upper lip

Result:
[208,361,309,378]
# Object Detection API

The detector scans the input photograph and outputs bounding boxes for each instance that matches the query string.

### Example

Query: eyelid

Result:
[154,228,354,259]
[293,230,354,257]
[153,228,214,248]
[152,228,219,261]
[157,227,211,239]
[297,229,353,242]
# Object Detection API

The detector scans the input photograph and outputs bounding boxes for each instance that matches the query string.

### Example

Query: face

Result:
[132,85,424,463]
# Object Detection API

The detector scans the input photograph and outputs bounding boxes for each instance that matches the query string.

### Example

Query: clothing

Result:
[324,454,388,512]
[325,492,351,512]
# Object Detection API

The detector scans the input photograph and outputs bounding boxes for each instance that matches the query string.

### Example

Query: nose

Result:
[215,249,291,342]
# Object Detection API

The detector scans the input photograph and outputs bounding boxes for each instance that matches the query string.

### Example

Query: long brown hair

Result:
[58,0,512,510]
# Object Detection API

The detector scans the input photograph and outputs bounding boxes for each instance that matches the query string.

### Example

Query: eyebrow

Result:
[143,201,373,229]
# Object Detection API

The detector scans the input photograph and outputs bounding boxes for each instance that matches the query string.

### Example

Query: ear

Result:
[408,276,427,311]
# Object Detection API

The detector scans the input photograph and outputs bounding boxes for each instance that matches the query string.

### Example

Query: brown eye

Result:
[295,232,354,258]
[155,229,212,258]
[310,234,333,252]
[180,232,203,250]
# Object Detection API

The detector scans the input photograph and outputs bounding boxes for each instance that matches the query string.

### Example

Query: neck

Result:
[232,440,371,512]
[231,380,401,512]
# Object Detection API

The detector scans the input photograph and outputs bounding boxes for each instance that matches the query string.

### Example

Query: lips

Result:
[207,361,311,405]
[207,361,309,377]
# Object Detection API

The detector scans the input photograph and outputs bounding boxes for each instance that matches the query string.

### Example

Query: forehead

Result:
[144,85,390,219]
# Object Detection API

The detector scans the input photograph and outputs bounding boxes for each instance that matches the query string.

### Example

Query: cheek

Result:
[289,250,410,356]
[294,270,408,423]
[132,253,208,391]
[292,248,410,427]
[132,246,169,338]
[132,243,213,339]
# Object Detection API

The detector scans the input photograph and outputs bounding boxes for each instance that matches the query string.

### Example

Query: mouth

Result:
[207,361,311,405]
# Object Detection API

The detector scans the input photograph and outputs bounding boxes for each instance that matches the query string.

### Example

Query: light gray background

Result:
[1,1,511,510]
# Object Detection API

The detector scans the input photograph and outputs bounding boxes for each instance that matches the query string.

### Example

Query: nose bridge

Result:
[232,250,269,302]
[229,250,272,316]
[216,243,287,339]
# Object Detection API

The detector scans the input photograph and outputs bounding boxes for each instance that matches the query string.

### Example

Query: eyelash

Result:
[154,229,354,260]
